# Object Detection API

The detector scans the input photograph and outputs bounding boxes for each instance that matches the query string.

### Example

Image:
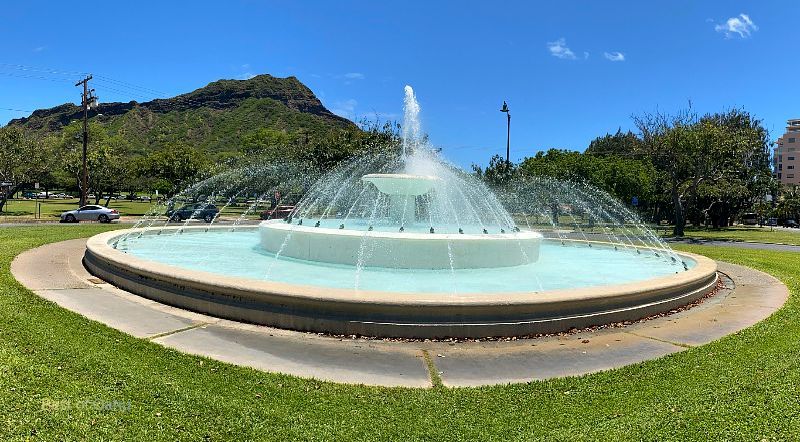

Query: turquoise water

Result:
[117,230,693,294]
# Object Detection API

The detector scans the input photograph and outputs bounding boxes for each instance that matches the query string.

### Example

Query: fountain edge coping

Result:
[86,226,717,308]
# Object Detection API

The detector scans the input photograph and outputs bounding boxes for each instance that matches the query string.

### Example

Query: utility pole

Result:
[500,101,511,165]
[75,75,97,207]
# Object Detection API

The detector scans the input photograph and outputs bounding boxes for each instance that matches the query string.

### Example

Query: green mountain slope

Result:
[7,74,356,157]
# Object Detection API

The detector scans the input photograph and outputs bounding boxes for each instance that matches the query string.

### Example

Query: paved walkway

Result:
[667,237,800,253]
[10,239,789,388]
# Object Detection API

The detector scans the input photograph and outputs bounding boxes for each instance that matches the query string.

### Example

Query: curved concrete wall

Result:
[84,227,719,338]
[259,220,542,269]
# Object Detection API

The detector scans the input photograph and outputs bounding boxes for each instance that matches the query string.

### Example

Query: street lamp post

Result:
[500,101,510,164]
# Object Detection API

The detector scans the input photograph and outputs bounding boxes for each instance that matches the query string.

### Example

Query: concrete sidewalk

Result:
[10,238,789,387]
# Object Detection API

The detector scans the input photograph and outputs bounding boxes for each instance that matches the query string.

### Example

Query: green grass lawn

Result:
[665,225,800,246]
[0,199,157,220]
[2,225,800,440]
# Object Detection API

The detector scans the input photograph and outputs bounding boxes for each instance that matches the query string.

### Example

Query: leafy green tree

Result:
[57,121,128,204]
[0,126,53,211]
[585,129,642,157]
[518,149,656,208]
[634,107,772,234]
[776,185,800,221]
[138,144,210,197]
[472,154,518,188]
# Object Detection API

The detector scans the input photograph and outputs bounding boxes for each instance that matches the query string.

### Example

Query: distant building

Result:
[774,119,800,185]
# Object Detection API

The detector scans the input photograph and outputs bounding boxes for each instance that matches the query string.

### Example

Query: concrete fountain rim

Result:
[87,226,716,306]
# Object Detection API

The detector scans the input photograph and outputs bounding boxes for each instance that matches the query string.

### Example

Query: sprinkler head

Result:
[458,228,464,234]
[636,249,641,255]
[298,219,303,226]
[399,226,405,232]
[500,229,505,233]
[682,261,689,270]
[315,221,320,227]
[339,224,345,229]
[430,227,435,234]
[285,216,292,224]
[483,228,488,234]
[368,226,373,231]
[514,226,520,232]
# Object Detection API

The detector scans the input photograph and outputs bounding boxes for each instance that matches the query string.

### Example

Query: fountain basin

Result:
[259,220,542,269]
[85,227,718,338]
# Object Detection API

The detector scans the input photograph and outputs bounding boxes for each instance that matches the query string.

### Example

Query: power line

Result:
[0,62,87,77]
[93,74,167,96]
[0,70,75,83]
[0,107,34,113]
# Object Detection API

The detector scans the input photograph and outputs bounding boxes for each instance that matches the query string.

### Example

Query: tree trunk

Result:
[672,188,685,236]
[0,184,22,212]
[550,202,559,227]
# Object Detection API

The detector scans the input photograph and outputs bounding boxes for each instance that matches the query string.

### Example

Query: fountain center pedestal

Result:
[361,173,438,223]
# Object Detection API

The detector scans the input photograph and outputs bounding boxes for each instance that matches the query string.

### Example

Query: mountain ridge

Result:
[8,74,354,134]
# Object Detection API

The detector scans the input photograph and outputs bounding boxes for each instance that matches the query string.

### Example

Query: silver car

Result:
[60,205,120,223]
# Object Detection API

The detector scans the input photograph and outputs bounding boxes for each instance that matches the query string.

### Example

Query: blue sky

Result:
[0,1,796,167]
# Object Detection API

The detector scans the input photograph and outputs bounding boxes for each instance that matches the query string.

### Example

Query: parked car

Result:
[60,205,120,223]
[741,213,758,226]
[766,218,778,226]
[166,203,219,223]
[785,219,799,228]
[260,205,295,220]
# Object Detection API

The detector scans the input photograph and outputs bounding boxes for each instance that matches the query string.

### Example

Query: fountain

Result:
[83,86,718,338]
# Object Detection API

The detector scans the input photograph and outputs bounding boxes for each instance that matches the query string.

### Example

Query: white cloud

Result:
[343,72,365,80]
[603,51,625,62]
[715,13,758,38]
[33,46,45,52]
[583,52,590,59]
[547,38,576,60]
[331,98,358,119]
[238,64,256,80]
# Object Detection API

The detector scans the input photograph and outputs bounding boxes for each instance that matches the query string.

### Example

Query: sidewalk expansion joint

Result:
[421,350,443,388]
[623,331,694,349]
[147,322,212,341]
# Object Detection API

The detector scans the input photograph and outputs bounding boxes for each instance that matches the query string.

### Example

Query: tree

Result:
[57,121,128,205]
[585,129,642,157]
[518,148,656,208]
[0,126,51,212]
[633,107,772,235]
[472,154,518,188]
[138,144,210,197]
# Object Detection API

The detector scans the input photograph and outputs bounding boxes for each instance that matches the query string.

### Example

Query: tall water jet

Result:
[401,85,421,158]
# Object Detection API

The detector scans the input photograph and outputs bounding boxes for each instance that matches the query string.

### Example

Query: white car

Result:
[60,205,120,223]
